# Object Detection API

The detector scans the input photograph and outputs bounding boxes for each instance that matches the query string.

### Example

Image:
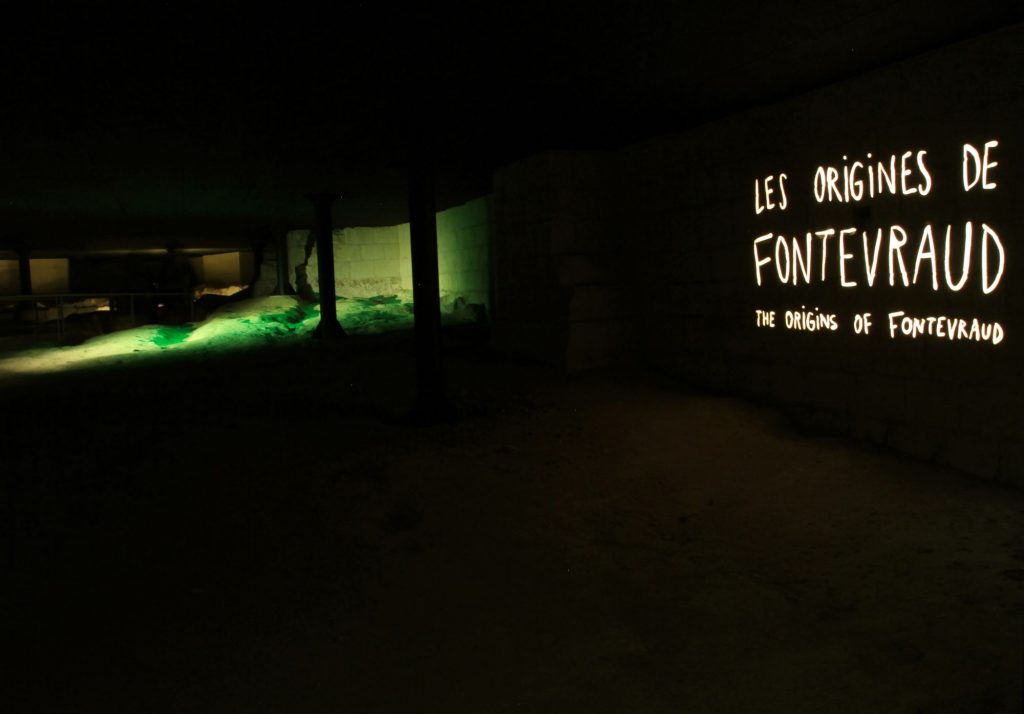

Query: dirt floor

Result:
[4,332,1023,713]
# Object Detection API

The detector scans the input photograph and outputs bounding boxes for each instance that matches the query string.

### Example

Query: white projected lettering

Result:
[754,173,788,214]
[963,141,999,190]
[812,149,932,204]
[751,138,1009,346]
[886,311,1004,345]
[751,221,1004,292]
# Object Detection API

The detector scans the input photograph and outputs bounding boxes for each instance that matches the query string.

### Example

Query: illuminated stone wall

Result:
[0,260,18,294]
[190,251,255,288]
[28,258,70,294]
[288,225,404,298]
[616,24,1023,484]
[430,196,492,309]
[285,197,492,309]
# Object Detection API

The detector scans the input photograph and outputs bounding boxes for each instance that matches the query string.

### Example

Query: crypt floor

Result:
[5,333,1022,713]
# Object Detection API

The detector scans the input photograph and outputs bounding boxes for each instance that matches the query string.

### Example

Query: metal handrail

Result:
[0,292,193,300]
[0,291,195,336]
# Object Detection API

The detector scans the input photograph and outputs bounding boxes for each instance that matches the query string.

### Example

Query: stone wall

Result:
[288,225,405,299]
[0,260,19,294]
[190,251,255,289]
[490,151,634,369]
[488,25,1023,485]
[28,259,70,294]
[285,196,493,309]
[432,196,492,309]
[616,25,1023,485]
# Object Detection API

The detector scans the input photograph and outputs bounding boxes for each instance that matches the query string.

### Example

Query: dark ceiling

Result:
[1,1,1021,248]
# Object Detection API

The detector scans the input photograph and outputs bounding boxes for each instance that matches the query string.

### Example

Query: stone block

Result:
[360,243,388,261]
[372,226,399,244]
[569,285,631,321]
[336,244,361,263]
[556,255,623,286]
[350,261,377,281]
[345,228,372,245]
[374,260,400,279]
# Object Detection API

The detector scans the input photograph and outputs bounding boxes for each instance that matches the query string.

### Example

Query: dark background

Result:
[1,1,1021,246]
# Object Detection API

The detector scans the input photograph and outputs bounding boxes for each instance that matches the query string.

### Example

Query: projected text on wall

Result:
[751,140,1007,345]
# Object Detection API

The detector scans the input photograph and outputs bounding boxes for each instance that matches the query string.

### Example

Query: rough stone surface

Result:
[276,198,492,307]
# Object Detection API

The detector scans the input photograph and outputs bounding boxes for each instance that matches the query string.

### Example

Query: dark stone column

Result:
[308,193,346,340]
[276,232,292,295]
[408,157,448,420]
[250,239,264,291]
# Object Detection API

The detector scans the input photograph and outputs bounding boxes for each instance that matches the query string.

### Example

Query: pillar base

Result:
[307,192,346,338]
[313,317,346,340]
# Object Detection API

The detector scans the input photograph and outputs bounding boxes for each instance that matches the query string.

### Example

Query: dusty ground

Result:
[4,332,1023,713]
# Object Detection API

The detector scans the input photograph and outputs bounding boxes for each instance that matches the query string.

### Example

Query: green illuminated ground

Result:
[0,293,471,376]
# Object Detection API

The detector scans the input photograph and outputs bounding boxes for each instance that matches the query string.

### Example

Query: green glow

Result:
[152,325,194,347]
[340,295,414,332]
[0,293,473,377]
[184,296,318,349]
[294,197,491,309]
[0,324,179,374]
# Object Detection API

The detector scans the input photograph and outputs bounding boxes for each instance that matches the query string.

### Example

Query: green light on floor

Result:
[0,292,483,377]
[152,325,194,348]
[0,295,431,376]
